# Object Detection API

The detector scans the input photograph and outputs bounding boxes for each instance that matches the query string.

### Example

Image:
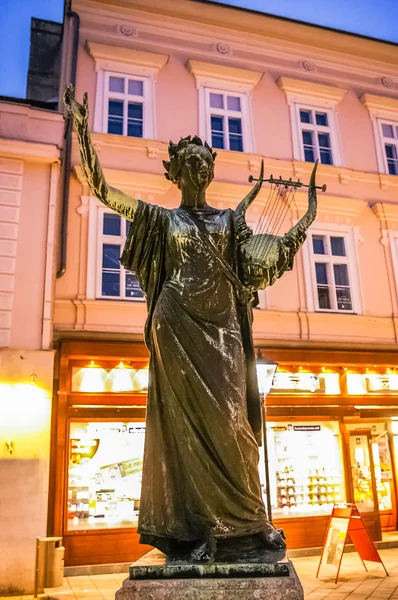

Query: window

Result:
[298,107,334,165]
[188,60,261,155]
[278,77,345,166]
[105,73,145,138]
[310,233,353,312]
[379,121,398,175]
[207,90,245,152]
[87,42,168,140]
[97,210,144,301]
[361,94,398,177]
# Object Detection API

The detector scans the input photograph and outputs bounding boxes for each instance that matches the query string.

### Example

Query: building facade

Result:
[0,100,63,591]
[49,0,398,568]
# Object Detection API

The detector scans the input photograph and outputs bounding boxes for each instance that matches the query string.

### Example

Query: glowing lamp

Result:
[109,362,134,392]
[79,361,107,393]
[134,368,149,391]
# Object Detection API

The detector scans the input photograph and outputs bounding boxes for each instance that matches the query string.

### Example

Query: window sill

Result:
[314,310,357,315]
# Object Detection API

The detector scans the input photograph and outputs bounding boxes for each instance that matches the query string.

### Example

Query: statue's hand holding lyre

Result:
[234,160,321,292]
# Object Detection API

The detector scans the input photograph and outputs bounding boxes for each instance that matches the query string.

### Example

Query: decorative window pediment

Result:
[278,77,346,108]
[87,42,169,77]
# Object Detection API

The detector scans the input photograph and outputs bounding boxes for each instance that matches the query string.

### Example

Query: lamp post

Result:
[255,349,278,523]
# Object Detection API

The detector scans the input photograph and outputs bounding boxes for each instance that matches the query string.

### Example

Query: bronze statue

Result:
[64,85,319,564]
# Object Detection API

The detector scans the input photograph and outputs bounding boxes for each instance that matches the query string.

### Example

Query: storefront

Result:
[48,339,152,566]
[261,347,398,550]
[48,341,398,565]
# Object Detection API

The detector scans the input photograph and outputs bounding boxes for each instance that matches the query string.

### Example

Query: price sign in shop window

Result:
[265,421,346,518]
[68,422,146,530]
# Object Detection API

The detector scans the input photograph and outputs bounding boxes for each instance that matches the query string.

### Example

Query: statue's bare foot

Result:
[258,523,287,550]
[190,537,217,563]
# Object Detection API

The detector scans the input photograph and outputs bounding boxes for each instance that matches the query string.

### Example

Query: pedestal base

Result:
[115,549,304,600]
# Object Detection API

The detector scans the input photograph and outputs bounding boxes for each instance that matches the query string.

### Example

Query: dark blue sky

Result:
[208,0,398,44]
[0,0,64,98]
[0,0,396,99]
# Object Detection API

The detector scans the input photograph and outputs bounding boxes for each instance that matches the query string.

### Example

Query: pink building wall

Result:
[0,101,63,593]
[54,0,398,349]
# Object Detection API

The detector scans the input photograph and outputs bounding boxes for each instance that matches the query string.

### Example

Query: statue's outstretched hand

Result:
[63,84,88,127]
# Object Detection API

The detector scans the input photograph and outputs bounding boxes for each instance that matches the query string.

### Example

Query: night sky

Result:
[0,0,396,99]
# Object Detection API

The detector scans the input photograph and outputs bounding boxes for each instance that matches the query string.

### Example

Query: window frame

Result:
[203,87,249,153]
[87,198,145,302]
[302,224,363,314]
[96,70,154,140]
[376,118,398,176]
[188,61,261,155]
[87,43,168,142]
[294,104,337,166]
[390,232,398,302]
[278,77,345,167]
[361,94,398,177]
[103,71,148,139]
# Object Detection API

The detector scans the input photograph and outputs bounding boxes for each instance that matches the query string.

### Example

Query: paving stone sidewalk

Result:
[294,548,398,599]
[1,548,397,600]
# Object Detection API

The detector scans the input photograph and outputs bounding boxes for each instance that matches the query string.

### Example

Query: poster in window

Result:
[377,433,392,481]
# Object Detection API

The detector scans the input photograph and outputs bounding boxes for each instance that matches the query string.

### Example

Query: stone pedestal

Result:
[115,549,304,600]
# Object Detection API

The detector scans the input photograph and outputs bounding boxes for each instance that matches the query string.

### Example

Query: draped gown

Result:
[120,200,302,550]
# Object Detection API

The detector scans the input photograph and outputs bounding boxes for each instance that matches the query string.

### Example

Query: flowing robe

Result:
[120,201,303,547]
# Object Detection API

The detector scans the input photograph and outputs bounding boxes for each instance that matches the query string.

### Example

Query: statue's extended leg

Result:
[257,522,287,550]
[190,536,217,563]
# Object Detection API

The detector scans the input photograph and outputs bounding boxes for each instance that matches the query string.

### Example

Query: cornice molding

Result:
[278,76,347,107]
[293,191,367,220]
[188,60,262,90]
[75,0,398,96]
[0,138,61,164]
[73,133,398,195]
[86,40,169,75]
[361,93,398,119]
[372,202,398,228]
[73,164,171,195]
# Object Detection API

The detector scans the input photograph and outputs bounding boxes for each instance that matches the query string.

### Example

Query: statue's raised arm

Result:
[63,85,138,220]
[234,160,319,292]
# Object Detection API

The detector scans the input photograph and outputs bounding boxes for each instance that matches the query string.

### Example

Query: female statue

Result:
[64,85,318,563]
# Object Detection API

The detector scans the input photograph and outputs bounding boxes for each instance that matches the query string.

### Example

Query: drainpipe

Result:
[57,6,80,278]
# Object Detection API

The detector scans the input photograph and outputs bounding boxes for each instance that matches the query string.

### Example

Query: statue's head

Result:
[163,136,217,192]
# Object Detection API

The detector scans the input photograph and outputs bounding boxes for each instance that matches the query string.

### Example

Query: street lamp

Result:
[255,349,278,523]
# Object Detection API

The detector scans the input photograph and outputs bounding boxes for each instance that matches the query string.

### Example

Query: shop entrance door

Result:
[347,431,382,541]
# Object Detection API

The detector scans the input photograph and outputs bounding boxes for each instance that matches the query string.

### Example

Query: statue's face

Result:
[180,145,214,191]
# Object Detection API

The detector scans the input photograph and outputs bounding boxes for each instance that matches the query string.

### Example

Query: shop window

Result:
[265,421,346,518]
[303,226,363,314]
[188,60,261,154]
[97,210,144,301]
[68,421,145,531]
